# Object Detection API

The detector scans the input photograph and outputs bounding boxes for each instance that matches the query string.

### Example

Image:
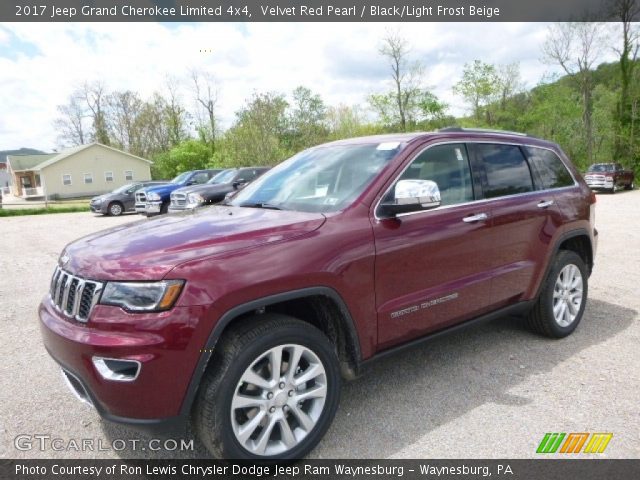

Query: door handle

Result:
[462,213,488,223]
[537,200,555,208]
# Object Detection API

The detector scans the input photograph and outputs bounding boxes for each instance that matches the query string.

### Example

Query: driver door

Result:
[372,142,494,350]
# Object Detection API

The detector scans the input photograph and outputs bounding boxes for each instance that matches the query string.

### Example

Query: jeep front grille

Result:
[49,267,103,322]
[135,192,147,203]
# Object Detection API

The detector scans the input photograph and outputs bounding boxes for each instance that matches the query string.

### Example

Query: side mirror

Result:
[379,179,441,217]
[232,180,246,189]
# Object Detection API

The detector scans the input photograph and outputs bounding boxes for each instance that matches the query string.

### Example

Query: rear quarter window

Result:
[525,147,574,189]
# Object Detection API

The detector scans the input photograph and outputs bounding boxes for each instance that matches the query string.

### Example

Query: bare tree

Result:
[107,90,144,154]
[378,31,424,131]
[53,91,87,147]
[191,70,218,149]
[542,22,605,164]
[609,0,640,160]
[82,81,110,145]
[164,76,189,147]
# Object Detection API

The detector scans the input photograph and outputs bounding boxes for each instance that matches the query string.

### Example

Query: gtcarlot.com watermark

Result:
[15,434,194,452]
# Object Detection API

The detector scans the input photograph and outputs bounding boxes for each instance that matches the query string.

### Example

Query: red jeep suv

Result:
[40,128,597,459]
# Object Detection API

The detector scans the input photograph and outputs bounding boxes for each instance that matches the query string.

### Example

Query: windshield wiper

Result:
[238,202,282,210]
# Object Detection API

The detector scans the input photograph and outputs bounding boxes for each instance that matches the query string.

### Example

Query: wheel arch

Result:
[180,287,362,417]
[534,228,594,300]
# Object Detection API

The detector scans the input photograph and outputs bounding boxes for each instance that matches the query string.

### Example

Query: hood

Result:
[142,183,181,195]
[174,183,233,196]
[62,206,326,281]
[91,194,110,202]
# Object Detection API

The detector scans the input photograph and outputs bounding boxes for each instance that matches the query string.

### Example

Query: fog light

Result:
[92,357,141,382]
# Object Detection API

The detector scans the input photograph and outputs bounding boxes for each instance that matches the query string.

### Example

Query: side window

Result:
[241,169,259,182]
[394,143,474,206]
[525,147,574,189]
[192,172,210,184]
[477,144,533,198]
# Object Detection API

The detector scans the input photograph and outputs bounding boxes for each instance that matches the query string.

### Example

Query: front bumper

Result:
[585,176,614,190]
[90,203,106,214]
[135,201,162,214]
[39,294,209,424]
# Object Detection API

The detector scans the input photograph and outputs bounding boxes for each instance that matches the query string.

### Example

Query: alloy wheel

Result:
[552,264,584,327]
[230,344,327,456]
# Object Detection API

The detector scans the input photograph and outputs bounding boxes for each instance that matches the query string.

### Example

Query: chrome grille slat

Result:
[49,268,103,322]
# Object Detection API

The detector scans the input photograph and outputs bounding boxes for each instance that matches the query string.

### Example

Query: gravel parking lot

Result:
[1,192,639,459]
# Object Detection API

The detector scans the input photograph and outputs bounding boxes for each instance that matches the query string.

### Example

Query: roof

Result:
[7,143,152,172]
[7,154,56,171]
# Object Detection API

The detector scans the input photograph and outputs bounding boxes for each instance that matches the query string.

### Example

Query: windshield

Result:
[171,172,191,184]
[207,169,237,185]
[229,143,401,213]
[588,164,614,172]
[113,183,137,194]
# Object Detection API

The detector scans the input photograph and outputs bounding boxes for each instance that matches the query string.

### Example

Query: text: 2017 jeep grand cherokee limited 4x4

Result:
[40,129,597,460]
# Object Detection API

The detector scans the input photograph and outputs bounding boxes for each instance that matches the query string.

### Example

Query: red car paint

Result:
[39,131,597,425]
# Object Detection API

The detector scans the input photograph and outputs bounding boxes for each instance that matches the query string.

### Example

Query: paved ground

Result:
[0,192,638,459]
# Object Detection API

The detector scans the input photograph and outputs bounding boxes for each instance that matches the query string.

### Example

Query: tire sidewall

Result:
[210,324,341,460]
[541,251,588,337]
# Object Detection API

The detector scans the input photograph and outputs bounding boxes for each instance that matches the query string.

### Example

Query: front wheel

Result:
[107,202,123,216]
[526,250,588,338]
[193,314,341,460]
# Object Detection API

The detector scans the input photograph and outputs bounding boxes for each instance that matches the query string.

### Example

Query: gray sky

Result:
[0,22,619,151]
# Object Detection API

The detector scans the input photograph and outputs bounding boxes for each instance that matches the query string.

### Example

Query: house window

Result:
[105,171,114,182]
[62,174,72,186]
[84,173,93,184]
[124,170,133,181]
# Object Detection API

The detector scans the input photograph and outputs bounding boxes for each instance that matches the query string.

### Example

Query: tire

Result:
[625,180,634,191]
[193,314,341,460]
[526,250,588,338]
[107,202,124,216]
[160,202,169,214]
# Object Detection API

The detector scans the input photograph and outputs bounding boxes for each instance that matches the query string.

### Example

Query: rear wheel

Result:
[160,202,169,214]
[107,202,124,216]
[193,314,341,460]
[625,180,634,190]
[526,250,588,338]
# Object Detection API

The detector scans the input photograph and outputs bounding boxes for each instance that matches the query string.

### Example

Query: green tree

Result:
[289,86,328,150]
[151,140,213,179]
[453,60,501,124]
[225,92,290,166]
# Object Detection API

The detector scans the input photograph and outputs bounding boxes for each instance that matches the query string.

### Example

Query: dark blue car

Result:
[134,169,220,217]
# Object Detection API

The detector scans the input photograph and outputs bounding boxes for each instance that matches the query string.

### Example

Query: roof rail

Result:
[438,127,530,137]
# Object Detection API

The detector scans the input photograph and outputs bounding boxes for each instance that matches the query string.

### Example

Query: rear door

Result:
[372,142,495,350]
[470,142,564,307]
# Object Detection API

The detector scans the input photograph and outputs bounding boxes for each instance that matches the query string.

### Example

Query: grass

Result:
[0,205,90,217]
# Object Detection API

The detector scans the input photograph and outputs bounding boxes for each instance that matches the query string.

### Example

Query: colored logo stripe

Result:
[537,433,613,454]
[536,433,566,453]
[584,433,613,453]
[560,433,589,453]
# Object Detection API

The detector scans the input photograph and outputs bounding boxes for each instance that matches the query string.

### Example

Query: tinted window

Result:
[477,144,533,198]
[395,143,474,206]
[525,147,574,189]
[191,172,210,184]
[239,169,260,182]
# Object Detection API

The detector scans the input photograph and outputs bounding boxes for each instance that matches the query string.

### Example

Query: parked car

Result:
[584,163,634,193]
[90,181,168,216]
[41,128,597,460]
[134,169,220,216]
[169,167,270,212]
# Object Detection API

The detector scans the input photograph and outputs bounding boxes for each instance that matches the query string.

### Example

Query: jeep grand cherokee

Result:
[40,128,597,460]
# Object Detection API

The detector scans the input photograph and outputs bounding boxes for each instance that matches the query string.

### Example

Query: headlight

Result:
[100,280,184,312]
[188,193,205,205]
[147,192,161,201]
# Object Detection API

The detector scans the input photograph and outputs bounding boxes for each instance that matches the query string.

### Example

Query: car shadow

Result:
[101,298,635,459]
